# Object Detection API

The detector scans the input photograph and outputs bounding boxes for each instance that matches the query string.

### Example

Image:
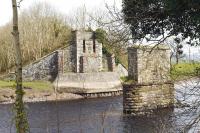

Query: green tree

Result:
[95,28,128,67]
[95,28,111,55]
[122,0,200,44]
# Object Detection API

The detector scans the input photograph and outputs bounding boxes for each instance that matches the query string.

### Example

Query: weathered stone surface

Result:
[21,30,105,81]
[102,55,117,72]
[22,51,60,81]
[116,64,128,77]
[72,30,103,73]
[128,46,171,84]
[22,46,74,81]
[124,46,174,115]
[54,72,122,94]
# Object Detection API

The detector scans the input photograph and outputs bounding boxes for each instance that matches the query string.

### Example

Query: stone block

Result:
[123,83,174,115]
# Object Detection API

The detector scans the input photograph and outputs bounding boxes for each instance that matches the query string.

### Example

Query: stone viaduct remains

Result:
[17,30,174,115]
[21,30,120,81]
[123,46,174,115]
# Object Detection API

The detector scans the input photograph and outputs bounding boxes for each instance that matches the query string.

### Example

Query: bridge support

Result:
[123,46,174,115]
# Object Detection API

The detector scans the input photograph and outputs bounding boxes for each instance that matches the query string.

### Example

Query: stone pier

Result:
[123,46,174,115]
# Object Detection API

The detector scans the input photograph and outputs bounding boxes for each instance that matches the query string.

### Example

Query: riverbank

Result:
[0,80,83,104]
[0,88,83,104]
[171,62,200,81]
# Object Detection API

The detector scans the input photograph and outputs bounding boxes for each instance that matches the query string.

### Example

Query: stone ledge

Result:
[54,72,123,95]
[123,82,174,116]
[123,81,173,87]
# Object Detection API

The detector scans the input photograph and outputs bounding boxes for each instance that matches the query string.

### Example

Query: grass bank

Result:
[170,63,200,80]
[0,80,53,91]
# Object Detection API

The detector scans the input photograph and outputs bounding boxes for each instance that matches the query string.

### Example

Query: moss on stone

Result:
[121,76,136,84]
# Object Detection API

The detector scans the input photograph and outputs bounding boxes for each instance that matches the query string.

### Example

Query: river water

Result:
[1,79,200,133]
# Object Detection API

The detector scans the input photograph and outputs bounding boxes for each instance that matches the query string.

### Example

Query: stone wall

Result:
[123,82,174,115]
[116,64,128,77]
[124,46,174,115]
[55,72,122,94]
[63,45,76,73]
[72,31,103,73]
[80,56,102,73]
[22,46,74,81]
[20,30,113,81]
[22,51,59,81]
[128,47,171,83]
[102,55,117,72]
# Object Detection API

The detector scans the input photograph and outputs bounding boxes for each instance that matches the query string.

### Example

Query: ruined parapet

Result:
[21,45,74,81]
[71,30,103,73]
[123,45,174,115]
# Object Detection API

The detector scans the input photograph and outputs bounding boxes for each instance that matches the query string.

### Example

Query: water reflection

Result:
[122,109,174,133]
[0,96,179,133]
[2,78,200,133]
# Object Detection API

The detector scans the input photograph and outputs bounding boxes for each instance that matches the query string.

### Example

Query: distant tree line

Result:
[0,2,71,73]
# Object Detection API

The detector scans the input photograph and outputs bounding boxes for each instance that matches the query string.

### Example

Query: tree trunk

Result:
[176,48,179,64]
[12,0,29,133]
[176,54,179,64]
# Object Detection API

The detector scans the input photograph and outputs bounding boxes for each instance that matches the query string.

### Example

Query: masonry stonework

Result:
[123,46,174,115]
[22,51,60,81]
[21,31,104,81]
[22,46,74,81]
[72,31,103,73]
[128,47,171,83]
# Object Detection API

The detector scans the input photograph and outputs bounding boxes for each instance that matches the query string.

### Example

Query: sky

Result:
[0,0,199,57]
[0,0,122,26]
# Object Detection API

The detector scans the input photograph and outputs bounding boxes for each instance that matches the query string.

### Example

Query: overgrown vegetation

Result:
[120,76,136,84]
[95,28,128,68]
[170,62,200,80]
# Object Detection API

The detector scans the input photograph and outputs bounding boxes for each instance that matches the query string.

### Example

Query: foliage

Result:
[120,76,136,84]
[122,0,200,43]
[95,28,128,67]
[173,37,184,64]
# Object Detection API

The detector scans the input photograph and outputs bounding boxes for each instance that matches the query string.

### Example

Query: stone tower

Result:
[72,30,103,73]
[123,46,174,115]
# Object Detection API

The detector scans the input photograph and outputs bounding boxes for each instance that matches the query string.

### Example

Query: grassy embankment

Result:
[1,63,199,89]
[170,62,200,81]
[0,80,53,91]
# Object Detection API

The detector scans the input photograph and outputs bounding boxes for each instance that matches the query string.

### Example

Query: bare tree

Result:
[12,0,29,132]
[65,5,88,30]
